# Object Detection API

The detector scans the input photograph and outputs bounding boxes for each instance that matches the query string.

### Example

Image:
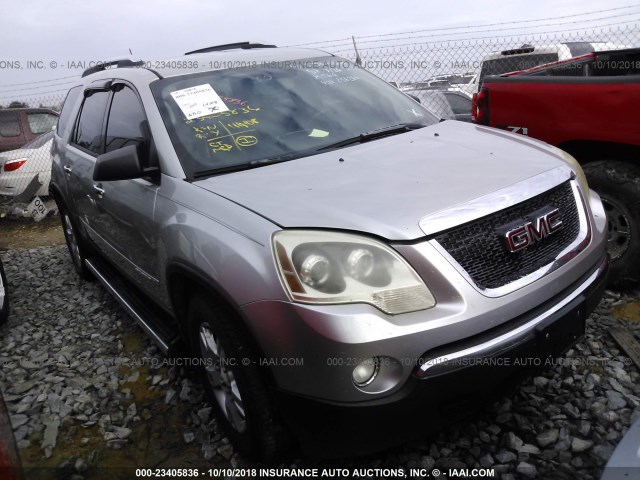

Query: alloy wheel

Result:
[63,213,82,268]
[198,323,247,432]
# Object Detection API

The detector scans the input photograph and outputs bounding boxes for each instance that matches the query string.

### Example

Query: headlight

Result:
[272,230,435,315]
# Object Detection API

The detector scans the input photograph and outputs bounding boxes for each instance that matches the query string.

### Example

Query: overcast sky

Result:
[1,0,638,102]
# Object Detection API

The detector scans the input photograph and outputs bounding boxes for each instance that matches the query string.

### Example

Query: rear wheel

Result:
[583,160,640,289]
[58,202,94,280]
[187,293,292,462]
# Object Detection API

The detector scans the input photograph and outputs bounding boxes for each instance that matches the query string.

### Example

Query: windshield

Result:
[151,57,438,177]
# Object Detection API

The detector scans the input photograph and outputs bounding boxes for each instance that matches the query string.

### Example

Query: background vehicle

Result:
[406,89,472,121]
[469,41,627,93]
[404,72,477,96]
[0,108,58,153]
[0,258,8,326]
[473,47,640,289]
[51,46,608,461]
[0,131,54,201]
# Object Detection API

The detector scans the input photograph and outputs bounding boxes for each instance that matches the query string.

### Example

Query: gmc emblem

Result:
[498,206,563,253]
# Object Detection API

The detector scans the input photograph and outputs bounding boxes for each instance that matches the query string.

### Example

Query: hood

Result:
[195,121,572,240]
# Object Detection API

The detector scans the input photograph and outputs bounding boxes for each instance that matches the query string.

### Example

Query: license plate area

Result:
[535,294,586,357]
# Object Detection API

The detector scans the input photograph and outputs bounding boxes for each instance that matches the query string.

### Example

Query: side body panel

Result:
[482,77,640,147]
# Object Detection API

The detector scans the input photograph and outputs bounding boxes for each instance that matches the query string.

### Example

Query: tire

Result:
[0,259,8,326]
[187,293,292,462]
[57,202,94,280]
[583,160,640,290]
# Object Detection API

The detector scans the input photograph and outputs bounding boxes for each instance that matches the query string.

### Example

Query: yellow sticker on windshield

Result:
[308,129,329,138]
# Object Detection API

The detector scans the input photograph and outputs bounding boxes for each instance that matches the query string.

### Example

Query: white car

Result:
[0,131,54,200]
[406,89,472,122]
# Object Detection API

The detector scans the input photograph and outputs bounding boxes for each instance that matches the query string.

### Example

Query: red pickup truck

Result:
[473,48,640,289]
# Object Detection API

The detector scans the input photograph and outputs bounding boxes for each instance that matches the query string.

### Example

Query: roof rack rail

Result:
[81,59,144,78]
[185,42,276,55]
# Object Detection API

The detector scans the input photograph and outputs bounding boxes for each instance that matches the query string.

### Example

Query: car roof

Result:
[161,47,333,77]
[80,47,335,83]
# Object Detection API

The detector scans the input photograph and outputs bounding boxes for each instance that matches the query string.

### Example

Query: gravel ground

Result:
[0,215,65,251]
[1,245,639,479]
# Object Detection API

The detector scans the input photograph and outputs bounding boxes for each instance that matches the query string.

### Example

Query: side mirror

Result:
[93,145,157,181]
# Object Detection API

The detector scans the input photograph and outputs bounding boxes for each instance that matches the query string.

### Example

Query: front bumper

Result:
[273,254,608,456]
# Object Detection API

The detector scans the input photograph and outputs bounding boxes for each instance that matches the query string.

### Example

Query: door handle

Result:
[93,184,105,196]
[63,165,72,175]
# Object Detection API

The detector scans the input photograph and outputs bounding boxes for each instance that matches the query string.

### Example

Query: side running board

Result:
[85,257,181,355]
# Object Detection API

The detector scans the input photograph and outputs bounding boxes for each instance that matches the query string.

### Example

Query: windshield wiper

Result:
[191,124,427,179]
[192,163,253,179]
[191,152,310,179]
[316,123,427,152]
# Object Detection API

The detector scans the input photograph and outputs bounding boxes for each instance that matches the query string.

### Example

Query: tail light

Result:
[2,159,27,172]
[472,88,490,126]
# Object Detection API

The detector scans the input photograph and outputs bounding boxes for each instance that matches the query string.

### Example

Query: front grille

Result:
[433,181,581,289]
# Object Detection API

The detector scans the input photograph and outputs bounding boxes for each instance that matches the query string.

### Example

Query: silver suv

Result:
[51,44,609,461]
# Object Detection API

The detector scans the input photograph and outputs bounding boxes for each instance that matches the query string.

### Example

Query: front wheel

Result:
[187,293,292,462]
[583,160,640,289]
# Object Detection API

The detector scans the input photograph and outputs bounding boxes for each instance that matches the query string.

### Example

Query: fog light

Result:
[352,357,379,386]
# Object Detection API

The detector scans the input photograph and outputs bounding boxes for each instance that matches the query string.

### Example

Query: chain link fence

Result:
[321,25,640,123]
[0,24,638,219]
[0,94,65,220]
[324,25,640,83]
